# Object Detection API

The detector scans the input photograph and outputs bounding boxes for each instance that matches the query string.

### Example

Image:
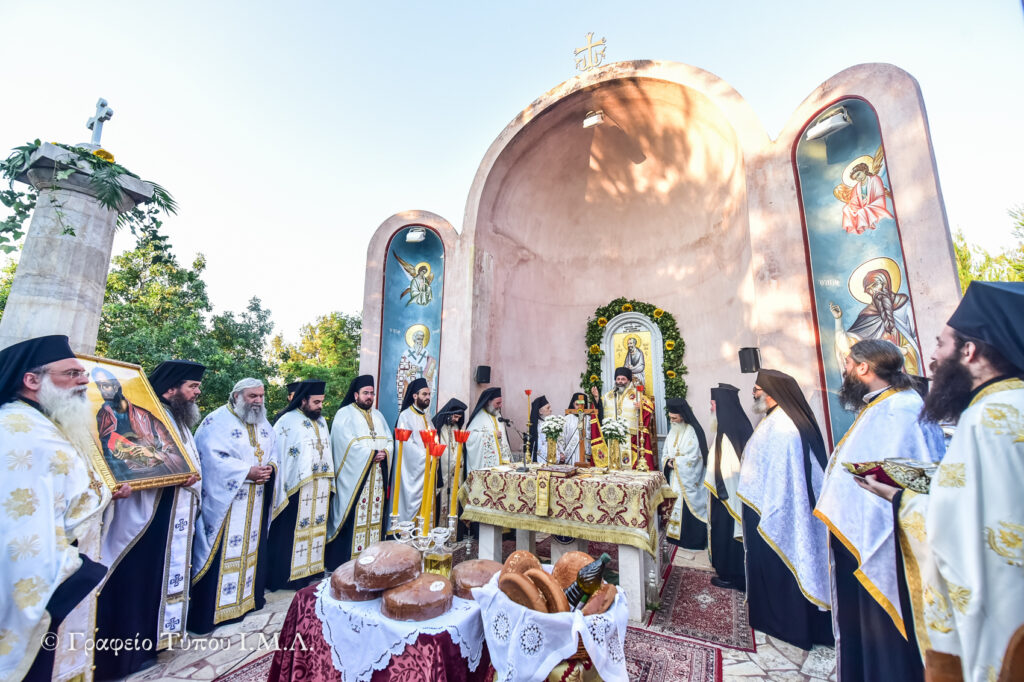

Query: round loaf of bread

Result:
[551,551,595,590]
[498,572,548,612]
[353,541,421,590]
[501,550,542,578]
[330,560,381,601]
[381,573,454,621]
[524,568,570,613]
[582,582,617,616]
[452,559,502,600]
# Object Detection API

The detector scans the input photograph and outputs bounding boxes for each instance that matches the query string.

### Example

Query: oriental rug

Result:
[214,652,275,681]
[645,565,755,652]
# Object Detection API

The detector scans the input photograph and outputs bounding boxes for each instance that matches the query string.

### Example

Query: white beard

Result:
[37,375,97,457]
[668,421,686,437]
[753,395,768,415]
[231,395,266,425]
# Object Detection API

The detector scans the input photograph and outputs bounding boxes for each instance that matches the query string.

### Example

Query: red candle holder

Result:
[525,389,532,396]
[395,428,412,442]
[453,429,471,444]
[430,443,447,458]
[419,430,435,446]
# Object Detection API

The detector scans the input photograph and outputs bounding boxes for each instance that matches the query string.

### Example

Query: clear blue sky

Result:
[2,1,1021,340]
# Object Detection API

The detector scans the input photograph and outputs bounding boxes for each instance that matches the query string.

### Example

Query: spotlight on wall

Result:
[805,107,851,141]
[405,227,426,243]
[583,110,605,128]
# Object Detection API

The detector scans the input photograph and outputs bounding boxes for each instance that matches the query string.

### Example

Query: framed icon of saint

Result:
[76,354,199,491]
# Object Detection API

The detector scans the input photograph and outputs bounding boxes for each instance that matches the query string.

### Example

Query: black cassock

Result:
[742,506,833,651]
[324,459,390,571]
[663,462,707,550]
[708,495,745,589]
[94,489,175,679]
[187,472,276,636]
[829,497,924,682]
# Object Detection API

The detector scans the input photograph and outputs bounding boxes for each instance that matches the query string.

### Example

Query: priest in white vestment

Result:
[704,383,752,591]
[738,370,833,651]
[558,393,594,465]
[466,387,512,471]
[267,379,334,591]
[858,282,1024,682]
[814,339,945,681]
[662,398,708,551]
[324,375,393,568]
[0,336,114,682]
[432,398,467,524]
[394,377,433,523]
[94,360,204,679]
[188,378,278,634]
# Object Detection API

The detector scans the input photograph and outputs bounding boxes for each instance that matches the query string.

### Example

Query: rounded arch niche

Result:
[462,62,764,429]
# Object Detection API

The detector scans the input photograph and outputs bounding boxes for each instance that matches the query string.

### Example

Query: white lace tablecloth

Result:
[473,568,630,682]
[313,578,486,682]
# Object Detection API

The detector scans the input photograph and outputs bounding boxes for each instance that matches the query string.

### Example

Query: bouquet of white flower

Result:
[600,417,631,443]
[540,415,566,440]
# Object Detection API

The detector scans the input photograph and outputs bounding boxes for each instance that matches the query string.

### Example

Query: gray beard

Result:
[615,385,626,395]
[485,406,500,417]
[752,395,768,414]
[169,396,202,429]
[231,396,266,425]
[37,376,97,457]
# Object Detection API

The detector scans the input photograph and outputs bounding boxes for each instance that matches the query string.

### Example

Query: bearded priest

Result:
[704,383,752,591]
[738,369,833,650]
[324,375,392,568]
[433,397,467,523]
[394,377,433,523]
[814,340,945,681]
[858,282,1024,682]
[662,398,708,550]
[188,378,278,635]
[466,387,512,471]
[94,360,205,679]
[590,367,655,470]
[266,379,334,591]
[0,336,114,682]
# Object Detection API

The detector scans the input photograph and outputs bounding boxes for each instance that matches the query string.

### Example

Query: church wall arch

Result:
[462,66,765,431]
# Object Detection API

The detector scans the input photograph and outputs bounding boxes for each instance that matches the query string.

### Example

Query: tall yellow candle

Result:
[392,429,412,519]
[449,431,470,518]
[419,451,437,534]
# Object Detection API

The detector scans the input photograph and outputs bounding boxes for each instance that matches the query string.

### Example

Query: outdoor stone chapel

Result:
[1,59,960,681]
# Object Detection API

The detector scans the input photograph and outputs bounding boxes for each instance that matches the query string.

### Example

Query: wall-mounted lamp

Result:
[583,110,605,128]
[405,227,426,243]
[805,107,851,141]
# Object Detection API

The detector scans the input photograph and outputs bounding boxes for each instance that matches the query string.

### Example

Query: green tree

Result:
[0,258,16,323]
[270,312,362,424]
[954,207,1024,290]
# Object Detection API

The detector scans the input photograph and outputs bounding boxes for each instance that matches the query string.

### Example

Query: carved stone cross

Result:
[86,98,114,147]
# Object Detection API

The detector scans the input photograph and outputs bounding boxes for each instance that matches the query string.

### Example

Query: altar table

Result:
[267,580,494,682]
[459,466,675,622]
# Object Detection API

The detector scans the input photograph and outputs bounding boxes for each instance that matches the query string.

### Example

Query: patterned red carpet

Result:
[215,653,275,681]
[645,565,755,651]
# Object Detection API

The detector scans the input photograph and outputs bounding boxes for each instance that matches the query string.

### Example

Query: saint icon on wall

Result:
[829,257,922,375]
[833,145,893,235]
[392,252,434,306]
[396,324,437,413]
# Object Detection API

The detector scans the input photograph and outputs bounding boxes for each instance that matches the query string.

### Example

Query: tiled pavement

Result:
[126,547,837,681]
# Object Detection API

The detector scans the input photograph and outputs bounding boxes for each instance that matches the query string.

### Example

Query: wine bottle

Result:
[564,553,610,610]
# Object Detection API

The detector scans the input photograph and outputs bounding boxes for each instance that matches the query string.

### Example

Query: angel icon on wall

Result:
[392,252,434,306]
[833,145,893,235]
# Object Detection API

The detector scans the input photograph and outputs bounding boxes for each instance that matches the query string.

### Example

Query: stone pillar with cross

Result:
[0,98,155,353]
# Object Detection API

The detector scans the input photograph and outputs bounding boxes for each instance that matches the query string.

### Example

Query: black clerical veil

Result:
[400,377,429,414]
[710,383,753,499]
[468,387,501,425]
[756,369,828,508]
[148,360,206,399]
[528,395,548,458]
[432,398,467,432]
[566,393,588,410]
[341,375,374,408]
[0,334,76,404]
[667,397,708,464]
[948,281,1024,373]
[273,379,327,424]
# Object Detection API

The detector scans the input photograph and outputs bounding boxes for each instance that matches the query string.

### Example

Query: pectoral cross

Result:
[86,98,113,147]
[574,33,607,72]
